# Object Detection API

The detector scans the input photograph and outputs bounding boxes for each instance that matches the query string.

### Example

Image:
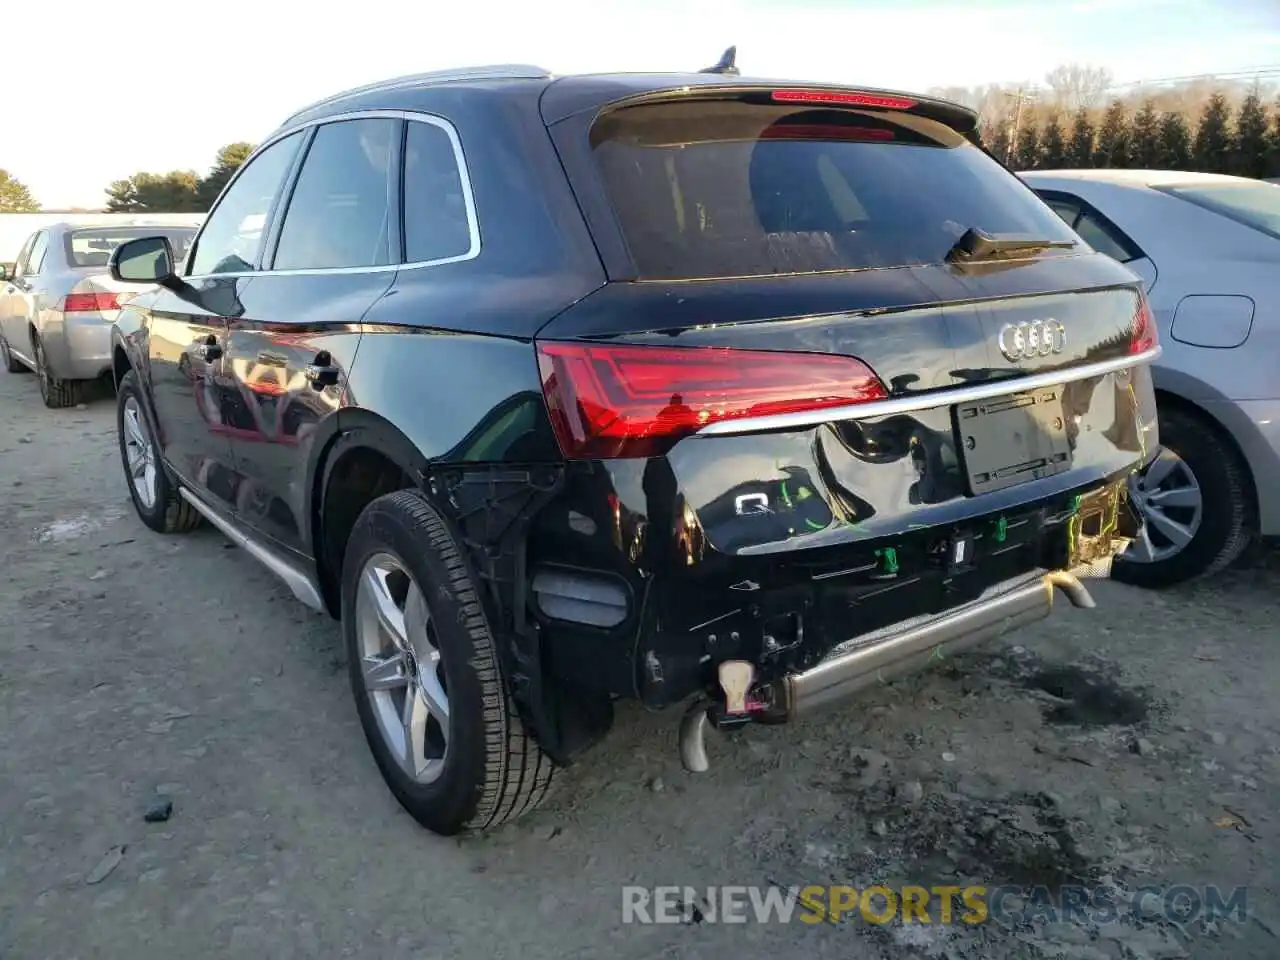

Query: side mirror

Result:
[110,236,179,287]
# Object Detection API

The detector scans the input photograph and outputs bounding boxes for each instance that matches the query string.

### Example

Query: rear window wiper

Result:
[945,227,1076,264]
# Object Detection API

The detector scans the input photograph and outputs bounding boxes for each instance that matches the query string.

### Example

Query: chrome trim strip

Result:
[695,346,1162,437]
[178,488,326,613]
[184,110,480,281]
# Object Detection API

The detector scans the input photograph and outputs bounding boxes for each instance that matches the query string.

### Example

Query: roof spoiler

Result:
[698,46,739,76]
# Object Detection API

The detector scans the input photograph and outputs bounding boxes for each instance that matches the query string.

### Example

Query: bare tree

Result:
[1044,64,1114,113]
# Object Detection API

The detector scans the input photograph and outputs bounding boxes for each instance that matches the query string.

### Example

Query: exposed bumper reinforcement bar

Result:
[785,568,1093,719]
[679,567,1098,773]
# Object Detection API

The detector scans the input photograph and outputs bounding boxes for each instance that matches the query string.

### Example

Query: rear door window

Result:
[1034,190,1145,264]
[588,100,1079,280]
[23,232,49,276]
[272,117,399,271]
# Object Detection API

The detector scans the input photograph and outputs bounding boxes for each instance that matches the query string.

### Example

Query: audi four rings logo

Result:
[998,319,1067,361]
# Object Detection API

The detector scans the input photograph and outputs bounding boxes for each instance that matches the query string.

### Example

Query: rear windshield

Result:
[1158,181,1280,241]
[589,100,1080,280]
[64,226,198,269]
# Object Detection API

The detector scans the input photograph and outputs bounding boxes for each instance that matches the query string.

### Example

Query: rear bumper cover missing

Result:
[679,564,1104,773]
[785,565,1093,718]
[678,479,1135,772]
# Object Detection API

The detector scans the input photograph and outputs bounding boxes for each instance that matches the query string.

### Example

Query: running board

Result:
[178,488,326,613]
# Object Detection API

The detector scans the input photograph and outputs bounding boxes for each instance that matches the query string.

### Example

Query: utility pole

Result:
[1003,87,1039,166]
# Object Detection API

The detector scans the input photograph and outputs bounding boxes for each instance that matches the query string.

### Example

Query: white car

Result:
[1020,169,1280,587]
[0,219,202,407]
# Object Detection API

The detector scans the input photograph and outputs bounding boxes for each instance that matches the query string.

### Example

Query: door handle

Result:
[195,335,222,362]
[305,351,340,389]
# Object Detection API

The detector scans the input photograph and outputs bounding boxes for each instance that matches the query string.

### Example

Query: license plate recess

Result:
[955,386,1072,496]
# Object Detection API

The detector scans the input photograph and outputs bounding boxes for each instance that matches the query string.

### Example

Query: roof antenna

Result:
[698,46,739,76]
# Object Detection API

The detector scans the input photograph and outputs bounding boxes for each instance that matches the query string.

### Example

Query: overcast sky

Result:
[4,0,1279,208]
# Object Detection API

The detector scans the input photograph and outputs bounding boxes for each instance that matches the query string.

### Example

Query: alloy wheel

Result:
[355,552,450,785]
[1124,449,1204,564]
[122,396,159,510]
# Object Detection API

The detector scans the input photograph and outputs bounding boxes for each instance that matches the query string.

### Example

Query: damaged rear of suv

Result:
[107,63,1158,837]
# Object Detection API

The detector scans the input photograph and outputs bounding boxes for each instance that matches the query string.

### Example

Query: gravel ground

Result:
[2,364,1278,960]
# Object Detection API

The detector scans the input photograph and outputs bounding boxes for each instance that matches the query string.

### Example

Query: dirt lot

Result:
[2,365,1278,960]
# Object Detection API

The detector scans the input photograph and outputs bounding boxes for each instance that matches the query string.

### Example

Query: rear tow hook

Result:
[679,661,764,773]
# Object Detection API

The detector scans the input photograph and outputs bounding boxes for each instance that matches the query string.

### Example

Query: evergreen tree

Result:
[0,168,38,212]
[1270,96,1280,177]
[196,142,255,210]
[1067,108,1096,168]
[1193,93,1232,173]
[1128,100,1162,168]
[1231,89,1270,179]
[1040,113,1067,168]
[1158,112,1193,170]
[1013,120,1041,171]
[1093,100,1130,168]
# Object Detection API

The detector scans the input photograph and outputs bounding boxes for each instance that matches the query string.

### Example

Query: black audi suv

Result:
[107,62,1159,835]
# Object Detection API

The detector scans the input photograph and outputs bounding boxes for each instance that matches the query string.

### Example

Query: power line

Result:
[1109,64,1280,89]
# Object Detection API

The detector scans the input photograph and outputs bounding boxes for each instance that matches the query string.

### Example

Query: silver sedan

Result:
[1021,169,1280,587]
[0,219,201,407]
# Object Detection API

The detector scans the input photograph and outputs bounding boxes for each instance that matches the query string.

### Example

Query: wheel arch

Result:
[1150,376,1260,525]
[309,409,432,618]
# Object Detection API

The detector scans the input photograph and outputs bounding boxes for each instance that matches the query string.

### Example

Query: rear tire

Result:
[342,489,555,835]
[33,335,83,409]
[1,334,28,374]
[1112,405,1255,589]
[116,370,201,534]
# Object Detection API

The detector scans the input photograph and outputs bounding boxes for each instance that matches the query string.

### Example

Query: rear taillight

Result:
[62,292,123,313]
[771,89,918,110]
[536,342,888,460]
[1130,294,1158,355]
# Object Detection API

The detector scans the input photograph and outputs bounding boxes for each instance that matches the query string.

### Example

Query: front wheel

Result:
[1112,406,1256,589]
[342,489,555,836]
[116,370,201,534]
[1,334,28,374]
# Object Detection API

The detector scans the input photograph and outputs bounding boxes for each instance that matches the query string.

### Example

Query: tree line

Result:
[0,169,38,212]
[936,65,1280,176]
[103,142,256,213]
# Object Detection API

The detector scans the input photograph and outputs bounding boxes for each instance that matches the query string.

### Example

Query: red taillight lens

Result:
[62,292,122,313]
[1130,295,1158,355]
[771,89,918,110]
[536,342,888,460]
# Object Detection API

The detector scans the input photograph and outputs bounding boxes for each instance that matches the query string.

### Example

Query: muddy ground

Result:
[1,364,1278,960]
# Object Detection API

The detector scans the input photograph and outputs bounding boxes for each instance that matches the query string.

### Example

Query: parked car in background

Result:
[1021,170,1280,587]
[0,218,203,407]
[106,65,1157,835]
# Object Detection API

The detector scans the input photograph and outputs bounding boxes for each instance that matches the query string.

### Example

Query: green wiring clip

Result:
[993,516,1008,544]
[875,546,900,575]
[1070,494,1083,515]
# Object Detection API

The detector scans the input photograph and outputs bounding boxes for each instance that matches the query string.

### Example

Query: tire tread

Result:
[373,490,553,832]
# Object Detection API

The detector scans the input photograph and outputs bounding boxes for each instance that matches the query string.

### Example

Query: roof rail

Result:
[280,64,553,125]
